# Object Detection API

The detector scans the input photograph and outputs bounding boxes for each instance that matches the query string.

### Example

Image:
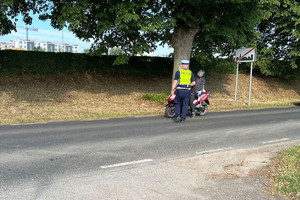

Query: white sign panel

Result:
[235,48,256,63]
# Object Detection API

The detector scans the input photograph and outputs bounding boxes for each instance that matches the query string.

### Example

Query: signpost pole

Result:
[235,63,239,101]
[248,62,253,106]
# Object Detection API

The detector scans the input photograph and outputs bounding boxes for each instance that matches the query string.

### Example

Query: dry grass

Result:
[206,73,300,109]
[0,74,169,124]
[0,73,299,124]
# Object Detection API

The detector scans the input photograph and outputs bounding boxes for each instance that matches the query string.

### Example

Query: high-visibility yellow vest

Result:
[179,69,192,85]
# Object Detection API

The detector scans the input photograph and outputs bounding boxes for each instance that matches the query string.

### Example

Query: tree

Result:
[0,0,43,35]
[2,1,295,79]
[38,0,271,77]
[32,46,44,52]
[256,0,300,79]
[83,48,90,54]
[109,47,124,55]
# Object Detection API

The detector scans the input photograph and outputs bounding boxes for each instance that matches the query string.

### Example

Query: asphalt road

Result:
[1,107,300,199]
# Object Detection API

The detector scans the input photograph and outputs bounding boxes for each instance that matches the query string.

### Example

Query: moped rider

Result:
[190,70,206,118]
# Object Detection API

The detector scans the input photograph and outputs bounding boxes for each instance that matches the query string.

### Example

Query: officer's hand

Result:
[171,90,175,95]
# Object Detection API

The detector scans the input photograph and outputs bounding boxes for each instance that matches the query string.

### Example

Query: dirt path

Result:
[167,141,300,200]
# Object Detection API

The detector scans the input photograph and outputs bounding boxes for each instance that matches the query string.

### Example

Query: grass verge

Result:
[1,74,299,125]
[0,111,162,124]
[270,145,300,199]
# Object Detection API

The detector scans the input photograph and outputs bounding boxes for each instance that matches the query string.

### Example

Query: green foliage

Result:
[256,0,300,80]
[141,93,170,104]
[1,1,298,81]
[1,50,296,79]
[192,1,264,57]
[255,58,300,80]
[83,49,90,54]
[113,54,130,66]
[0,50,173,76]
[0,0,42,35]
[37,1,268,58]
[191,57,236,74]
[2,1,298,81]
[272,145,300,199]
[109,48,124,56]
[32,46,45,52]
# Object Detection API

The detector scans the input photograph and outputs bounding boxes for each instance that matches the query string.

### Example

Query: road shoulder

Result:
[4,141,299,200]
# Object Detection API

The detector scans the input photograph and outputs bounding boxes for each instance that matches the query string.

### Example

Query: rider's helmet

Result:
[197,70,205,77]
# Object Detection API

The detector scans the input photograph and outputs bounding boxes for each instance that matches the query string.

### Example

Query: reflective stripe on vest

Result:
[179,69,192,85]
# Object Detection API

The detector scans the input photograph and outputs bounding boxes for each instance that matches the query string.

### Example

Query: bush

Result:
[141,93,170,104]
[255,57,300,80]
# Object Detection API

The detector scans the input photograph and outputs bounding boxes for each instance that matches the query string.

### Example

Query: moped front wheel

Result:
[165,105,175,118]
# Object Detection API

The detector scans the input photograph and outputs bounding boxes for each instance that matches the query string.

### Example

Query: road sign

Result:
[234,47,257,106]
[235,48,256,63]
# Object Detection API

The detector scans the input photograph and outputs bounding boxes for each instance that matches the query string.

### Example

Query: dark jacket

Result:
[192,77,205,94]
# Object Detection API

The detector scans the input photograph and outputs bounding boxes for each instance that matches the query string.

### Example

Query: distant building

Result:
[136,52,169,57]
[0,39,79,53]
[136,52,158,57]
[0,42,14,50]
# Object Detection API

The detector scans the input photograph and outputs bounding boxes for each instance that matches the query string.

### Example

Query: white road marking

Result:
[10,122,48,126]
[196,147,233,155]
[262,138,290,144]
[100,159,153,169]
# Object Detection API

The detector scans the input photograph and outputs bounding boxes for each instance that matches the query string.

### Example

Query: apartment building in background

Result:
[0,42,14,50]
[0,39,79,53]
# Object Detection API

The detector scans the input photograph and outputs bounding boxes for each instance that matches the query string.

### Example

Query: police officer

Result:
[171,60,196,122]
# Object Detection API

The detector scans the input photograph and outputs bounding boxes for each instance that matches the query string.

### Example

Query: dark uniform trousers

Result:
[175,89,191,120]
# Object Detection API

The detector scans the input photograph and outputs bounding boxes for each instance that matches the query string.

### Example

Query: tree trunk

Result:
[171,26,199,80]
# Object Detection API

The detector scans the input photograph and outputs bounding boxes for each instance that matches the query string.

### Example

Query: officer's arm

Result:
[191,73,196,86]
[171,80,177,94]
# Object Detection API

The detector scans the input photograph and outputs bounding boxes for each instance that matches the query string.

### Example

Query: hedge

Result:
[0,50,237,77]
[0,50,172,76]
[1,50,297,79]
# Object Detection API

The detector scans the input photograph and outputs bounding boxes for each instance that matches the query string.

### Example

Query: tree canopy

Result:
[256,0,299,78]
[37,0,267,74]
[0,0,44,35]
[1,0,299,78]
[109,47,124,56]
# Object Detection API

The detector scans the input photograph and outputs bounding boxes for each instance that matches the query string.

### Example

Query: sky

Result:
[0,14,173,56]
